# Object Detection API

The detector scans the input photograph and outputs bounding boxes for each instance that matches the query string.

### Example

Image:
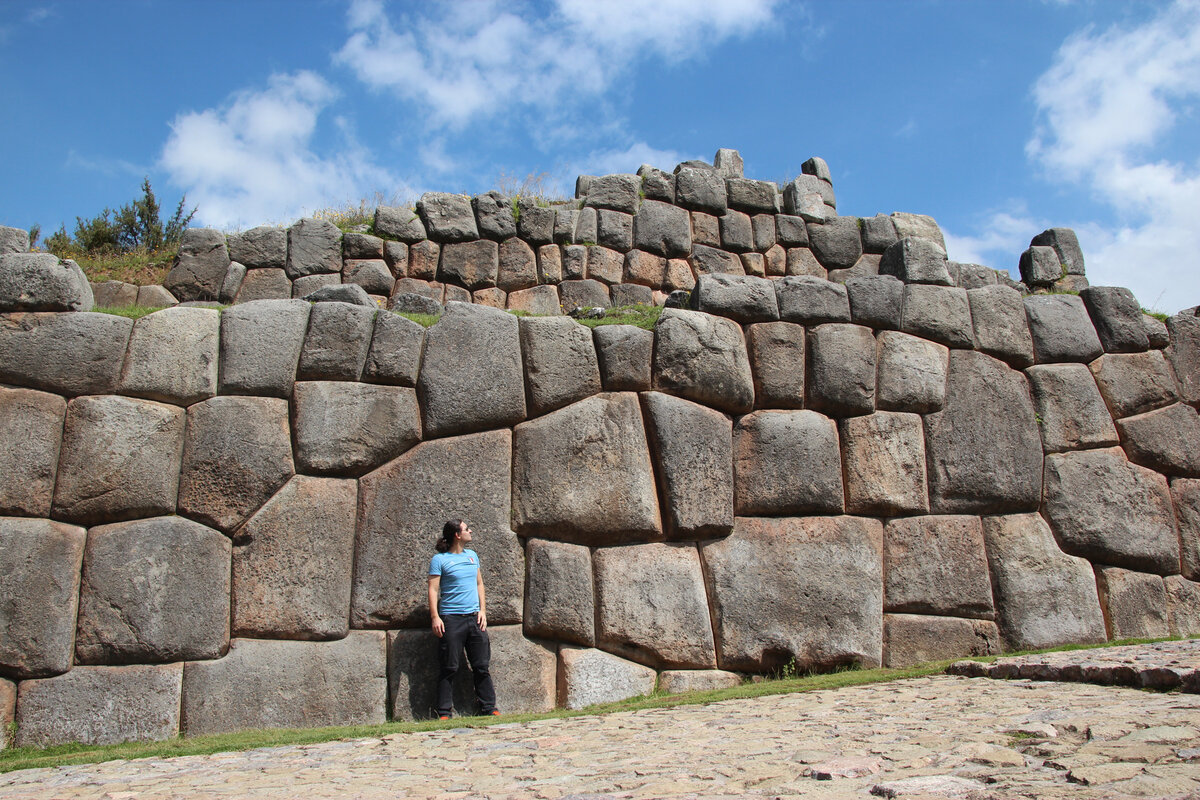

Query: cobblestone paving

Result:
[3,642,1199,800]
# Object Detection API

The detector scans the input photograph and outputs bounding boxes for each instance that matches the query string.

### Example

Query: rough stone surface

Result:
[177,396,294,533]
[285,218,342,279]
[52,395,183,525]
[0,518,85,679]
[473,287,507,309]
[689,243,744,277]
[519,316,602,415]
[692,273,778,323]
[641,392,734,539]
[596,209,633,252]
[118,307,219,405]
[234,268,291,303]
[417,193,478,243]
[861,214,898,253]
[841,412,929,515]
[890,213,946,250]
[1025,294,1104,364]
[517,201,554,245]
[1172,478,1200,581]
[901,284,974,348]
[557,646,657,710]
[585,174,640,213]
[513,393,661,545]
[883,615,999,668]
[136,284,178,308]
[879,237,951,285]
[1026,364,1120,452]
[470,191,516,240]
[295,302,375,382]
[343,258,393,295]
[535,244,561,284]
[0,311,132,396]
[1043,447,1180,574]
[806,322,876,416]
[14,664,182,747]
[290,273,337,300]
[496,238,537,292]
[733,410,843,515]
[218,299,310,397]
[1089,350,1181,419]
[558,278,609,311]
[228,226,286,269]
[1031,227,1086,275]
[674,167,727,214]
[967,285,1035,368]
[0,253,94,311]
[1081,286,1149,353]
[845,275,903,329]
[374,206,427,242]
[593,324,652,391]
[1096,567,1170,640]
[182,633,386,736]
[1167,314,1200,404]
[164,229,230,300]
[506,284,560,315]
[775,214,809,246]
[776,275,850,324]
[293,381,421,477]
[702,516,883,672]
[418,302,526,438]
[75,515,230,664]
[653,308,754,414]
[883,515,992,617]
[1019,245,1062,286]
[718,210,753,252]
[751,213,777,251]
[406,240,440,280]
[1117,402,1200,476]
[306,282,375,307]
[785,247,826,277]
[0,387,65,517]
[746,321,805,408]
[524,540,594,646]
[232,476,357,640]
[1164,575,1200,635]
[925,350,1043,514]
[875,331,949,413]
[982,513,1108,650]
[656,670,743,694]
[807,216,863,269]
[439,240,498,291]
[0,225,30,253]
[353,429,522,628]
[362,313,423,387]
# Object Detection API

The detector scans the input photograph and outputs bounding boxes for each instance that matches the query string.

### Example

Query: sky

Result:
[1,0,1198,312]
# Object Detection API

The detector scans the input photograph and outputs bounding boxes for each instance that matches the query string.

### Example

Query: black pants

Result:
[436,613,496,717]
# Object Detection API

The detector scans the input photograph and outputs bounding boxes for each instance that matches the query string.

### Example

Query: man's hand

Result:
[432,615,445,637]
[476,611,487,631]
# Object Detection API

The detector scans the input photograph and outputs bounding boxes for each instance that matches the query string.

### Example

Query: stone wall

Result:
[1,149,1200,749]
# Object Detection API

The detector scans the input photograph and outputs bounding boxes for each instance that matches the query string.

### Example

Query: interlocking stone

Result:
[219,299,311,397]
[860,214,898,253]
[75,515,230,664]
[733,410,843,515]
[775,214,809,246]
[875,330,949,413]
[513,393,661,545]
[784,176,835,217]
[1031,227,1086,275]
[353,429,522,628]
[290,272,337,300]
[1164,575,1200,635]
[407,240,440,280]
[506,284,560,315]
[806,323,876,416]
[1117,402,1200,476]
[1167,314,1200,404]
[883,614,999,668]
[840,412,929,515]
[657,669,743,693]
[536,244,562,284]
[1172,478,1200,581]
[181,633,386,736]
[890,212,946,250]
[0,311,132,396]
[235,268,291,302]
[1081,286,1150,353]
[0,253,94,311]
[956,263,999,289]
[846,274,903,329]
[981,513,1107,650]
[1095,567,1170,640]
[785,246,825,277]
[585,174,641,213]
[362,311,424,386]
[558,278,609,311]
[641,391,734,539]
[752,213,777,251]
[807,216,863,270]
[136,284,178,308]
[418,302,526,438]
[901,284,974,348]
[227,226,286,269]
[0,387,65,517]
[496,238,537,292]
[594,543,715,668]
[653,308,754,414]
[690,243,745,276]
[517,200,554,244]
[285,218,342,278]
[0,518,85,679]
[293,381,421,476]
[884,515,992,617]
[925,350,1043,514]
[718,210,753,252]
[746,321,805,408]
[880,237,951,285]
[177,396,294,533]
[164,228,230,300]
[519,316,602,416]
[637,165,675,202]
[1089,351,1182,419]
[440,239,499,290]
[374,206,427,242]
[726,177,777,213]
[597,209,633,252]
[663,257,695,291]
[593,324,652,391]
[417,193,479,242]
[14,663,182,747]
[117,307,219,405]
[343,258,393,295]
[702,516,883,672]
[692,273,778,323]
[295,301,375,381]
[471,191,516,240]
[1026,364,1120,453]
[52,395,184,525]
[557,646,657,710]
[1019,245,1062,286]
[968,284,1035,368]
[523,539,595,646]
[776,274,850,324]
[674,167,727,214]
[1025,294,1104,364]
[1042,447,1180,574]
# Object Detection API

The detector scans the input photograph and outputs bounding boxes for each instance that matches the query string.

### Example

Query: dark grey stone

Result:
[297,301,375,381]
[585,174,641,213]
[290,273,338,300]
[519,316,602,416]
[1031,227,1085,275]
[285,218,342,279]
[692,273,779,323]
[554,208,580,245]
[516,200,554,244]
[968,285,1035,368]
[807,217,862,270]
[417,193,479,242]
[861,214,898,253]
[363,311,424,386]
[440,239,498,291]
[523,540,594,646]
[164,228,230,300]
[227,226,287,270]
[802,156,832,183]
[733,410,843,515]
[1145,314,1169,349]
[1167,314,1200,404]
[389,292,443,316]
[726,178,778,213]
[776,275,851,324]
[876,330,949,413]
[0,311,132,396]
[1081,286,1150,353]
[1024,294,1104,363]
[0,387,64,517]
[343,258,393,295]
[719,210,754,252]
[0,253,93,312]
[675,167,727,214]
[118,306,219,406]
[806,323,876,417]
[593,324,652,391]
[956,263,999,289]
[472,191,517,240]
[233,267,291,303]
[1117,403,1200,477]
[1019,246,1062,287]
[374,206,427,242]
[342,232,384,259]
[901,284,974,348]
[218,299,311,397]
[637,165,675,202]
[495,238,538,293]
[1026,364,1119,453]
[293,381,421,476]
[573,207,597,244]
[690,243,745,276]
[751,213,776,251]
[653,308,754,414]
[880,237,952,285]
[846,274,903,329]
[597,209,634,252]
[1089,350,1181,418]
[746,321,805,409]
[610,282,653,307]
[559,278,610,311]
[775,214,809,246]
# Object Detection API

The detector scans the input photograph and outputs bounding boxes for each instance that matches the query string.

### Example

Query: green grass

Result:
[68,246,179,287]
[92,305,181,320]
[573,304,663,330]
[392,310,441,327]
[1142,308,1170,322]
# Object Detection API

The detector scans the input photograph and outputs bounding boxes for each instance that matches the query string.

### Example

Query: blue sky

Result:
[2,0,1198,312]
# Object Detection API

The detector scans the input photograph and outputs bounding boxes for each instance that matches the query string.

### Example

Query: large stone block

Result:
[418,302,526,438]
[674,167,727,214]
[472,191,517,240]
[227,226,286,269]
[775,214,809,246]
[517,201,554,245]
[52,396,184,525]
[118,307,219,405]
[1095,567,1170,640]
[891,213,946,250]
[285,218,342,278]
[641,392,734,539]
[925,350,1043,514]
[884,515,992,617]
[0,518,85,679]
[718,210,752,253]
[1030,227,1085,275]
[513,393,661,545]
[0,311,132,396]
[624,249,665,287]
[593,324,652,391]
[597,209,633,252]
[0,253,93,312]
[353,429,522,627]
[726,177,778,213]
[733,410,843,516]
[1117,403,1200,477]
[296,301,376,381]
[746,321,805,408]
[901,284,974,348]
[374,205,427,243]
[1043,448,1179,574]
[875,330,949,413]
[14,663,182,747]
[75,516,230,664]
[693,273,779,323]
[90,280,138,309]
[1164,576,1200,636]
[1167,314,1200,404]
[879,237,951,285]
[0,387,65,517]
[177,396,294,533]
[1026,364,1119,453]
[1080,286,1149,353]
[841,412,929,515]
[784,176,834,218]
[497,237,537,292]
[524,539,594,646]
[882,615,1000,669]
[594,543,715,668]
[702,516,883,672]
[232,476,356,640]
[293,381,421,477]
[0,224,29,253]
[807,216,863,270]
[440,239,499,290]
[585,174,641,213]
[218,299,310,397]
[1024,294,1104,364]
[1018,245,1061,287]
[846,274,903,330]
[507,284,561,315]
[407,241,440,280]
[234,268,291,302]
[1089,351,1181,419]
[690,243,744,276]
[981,514,1107,650]
[776,275,851,324]
[861,214,898,253]
[557,646,657,710]
[182,633,386,736]
[657,669,742,694]
[164,228,230,300]
[806,323,876,417]
[418,193,480,243]
[787,247,827,278]
[652,308,754,414]
[559,278,610,311]
[968,285,1035,368]
[1172,478,1200,581]
[519,316,602,416]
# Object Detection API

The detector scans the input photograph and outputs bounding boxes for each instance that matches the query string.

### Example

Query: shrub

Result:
[44,178,195,260]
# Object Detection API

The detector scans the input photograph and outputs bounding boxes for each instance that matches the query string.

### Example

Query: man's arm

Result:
[476,570,487,631]
[428,575,444,637]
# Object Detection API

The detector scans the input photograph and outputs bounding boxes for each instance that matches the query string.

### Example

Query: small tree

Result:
[45,179,196,259]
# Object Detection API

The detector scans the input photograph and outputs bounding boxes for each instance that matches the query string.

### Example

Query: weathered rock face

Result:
[901,284,973,348]
[1026,364,1119,453]
[297,302,376,381]
[1164,575,1200,636]
[524,540,594,646]
[1116,402,1200,477]
[776,275,851,324]
[840,412,929,516]
[746,321,805,408]
[0,312,132,396]
[702,516,883,671]
[519,316,602,415]
[967,285,1035,368]
[227,226,286,269]
[593,324,652,391]
[0,253,94,312]
[292,381,421,476]
[653,309,754,414]
[118,307,219,405]
[1088,351,1181,419]
[875,331,948,414]
[219,300,311,397]
[733,410,843,516]
[1171,478,1200,581]
[883,615,999,668]
[883,516,992,618]
[513,393,661,545]
[1167,314,1200,405]
[0,387,65,517]
[363,312,424,386]
[806,323,876,416]
[1095,567,1170,640]
[1025,295,1104,364]
[164,229,230,300]
[557,646,657,710]
[693,274,779,323]
[286,218,342,278]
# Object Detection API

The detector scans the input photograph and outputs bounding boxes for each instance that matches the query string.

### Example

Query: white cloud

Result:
[64,150,146,179]
[573,142,690,179]
[160,71,401,230]
[943,204,1044,275]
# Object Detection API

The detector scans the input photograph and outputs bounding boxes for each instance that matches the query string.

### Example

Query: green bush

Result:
[45,178,195,259]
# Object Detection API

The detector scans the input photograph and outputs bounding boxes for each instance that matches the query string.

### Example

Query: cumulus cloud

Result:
[943,205,1044,274]
[160,71,400,230]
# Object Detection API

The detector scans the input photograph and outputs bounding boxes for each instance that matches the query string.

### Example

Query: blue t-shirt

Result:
[429,549,481,614]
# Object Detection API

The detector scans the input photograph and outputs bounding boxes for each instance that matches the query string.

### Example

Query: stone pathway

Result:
[3,642,1200,799]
